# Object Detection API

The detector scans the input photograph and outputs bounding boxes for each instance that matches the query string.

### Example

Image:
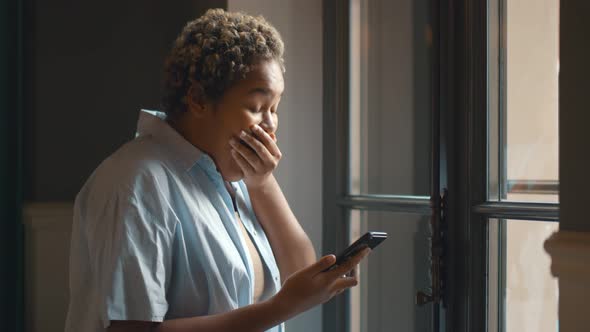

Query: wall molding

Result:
[545,230,590,331]
[23,202,74,332]
[22,202,74,231]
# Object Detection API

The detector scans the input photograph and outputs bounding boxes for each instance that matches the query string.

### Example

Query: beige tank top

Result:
[235,211,266,303]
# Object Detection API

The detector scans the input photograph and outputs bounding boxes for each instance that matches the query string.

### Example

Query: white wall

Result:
[227,1,324,331]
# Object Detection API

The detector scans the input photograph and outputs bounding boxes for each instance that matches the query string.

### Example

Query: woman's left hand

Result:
[229,124,281,190]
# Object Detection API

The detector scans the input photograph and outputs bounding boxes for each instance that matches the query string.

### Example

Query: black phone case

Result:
[323,231,387,272]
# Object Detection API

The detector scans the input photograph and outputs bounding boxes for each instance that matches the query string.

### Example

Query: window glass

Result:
[348,210,433,332]
[488,0,559,203]
[488,219,559,332]
[349,0,432,196]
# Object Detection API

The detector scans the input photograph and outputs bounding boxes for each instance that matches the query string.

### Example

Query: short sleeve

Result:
[84,186,178,328]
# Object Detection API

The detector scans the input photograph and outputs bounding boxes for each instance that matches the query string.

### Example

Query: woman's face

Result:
[203,59,284,181]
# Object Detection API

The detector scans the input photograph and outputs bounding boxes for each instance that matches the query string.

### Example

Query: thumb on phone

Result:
[309,255,336,275]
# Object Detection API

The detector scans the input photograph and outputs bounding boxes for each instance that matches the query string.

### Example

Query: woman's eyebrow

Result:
[247,87,283,98]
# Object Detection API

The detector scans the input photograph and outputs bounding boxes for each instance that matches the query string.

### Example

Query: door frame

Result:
[0,0,25,331]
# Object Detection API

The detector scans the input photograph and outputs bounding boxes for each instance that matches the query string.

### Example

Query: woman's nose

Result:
[260,111,277,133]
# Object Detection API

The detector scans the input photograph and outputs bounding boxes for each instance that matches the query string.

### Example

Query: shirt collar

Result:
[136,109,203,171]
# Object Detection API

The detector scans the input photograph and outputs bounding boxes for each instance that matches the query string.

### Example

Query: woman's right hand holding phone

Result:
[145,248,370,332]
[270,247,371,320]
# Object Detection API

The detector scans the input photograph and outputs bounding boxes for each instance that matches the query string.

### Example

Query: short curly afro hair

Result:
[161,9,285,116]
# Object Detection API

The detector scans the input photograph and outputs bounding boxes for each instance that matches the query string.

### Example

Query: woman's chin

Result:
[221,163,245,182]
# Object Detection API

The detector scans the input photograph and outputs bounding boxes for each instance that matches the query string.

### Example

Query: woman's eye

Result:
[247,106,278,114]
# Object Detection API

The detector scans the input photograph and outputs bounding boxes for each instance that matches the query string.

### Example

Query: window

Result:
[323,0,439,331]
[487,0,560,331]
[322,0,559,331]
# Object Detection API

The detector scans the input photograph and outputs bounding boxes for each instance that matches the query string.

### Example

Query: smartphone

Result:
[322,231,388,272]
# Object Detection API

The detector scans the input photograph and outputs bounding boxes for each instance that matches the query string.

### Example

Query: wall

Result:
[227,1,324,331]
[560,1,590,232]
[23,203,72,332]
[25,0,226,201]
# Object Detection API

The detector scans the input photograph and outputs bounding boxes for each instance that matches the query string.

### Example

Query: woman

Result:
[65,9,370,332]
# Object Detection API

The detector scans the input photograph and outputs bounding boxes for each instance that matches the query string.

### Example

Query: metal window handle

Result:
[416,189,447,307]
[416,290,434,306]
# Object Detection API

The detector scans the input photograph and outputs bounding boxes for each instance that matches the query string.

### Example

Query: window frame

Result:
[322,0,441,331]
[322,0,560,331]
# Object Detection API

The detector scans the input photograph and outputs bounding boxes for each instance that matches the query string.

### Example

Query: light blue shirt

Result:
[65,110,284,332]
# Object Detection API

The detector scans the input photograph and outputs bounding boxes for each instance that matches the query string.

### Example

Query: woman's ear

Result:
[186,82,210,117]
